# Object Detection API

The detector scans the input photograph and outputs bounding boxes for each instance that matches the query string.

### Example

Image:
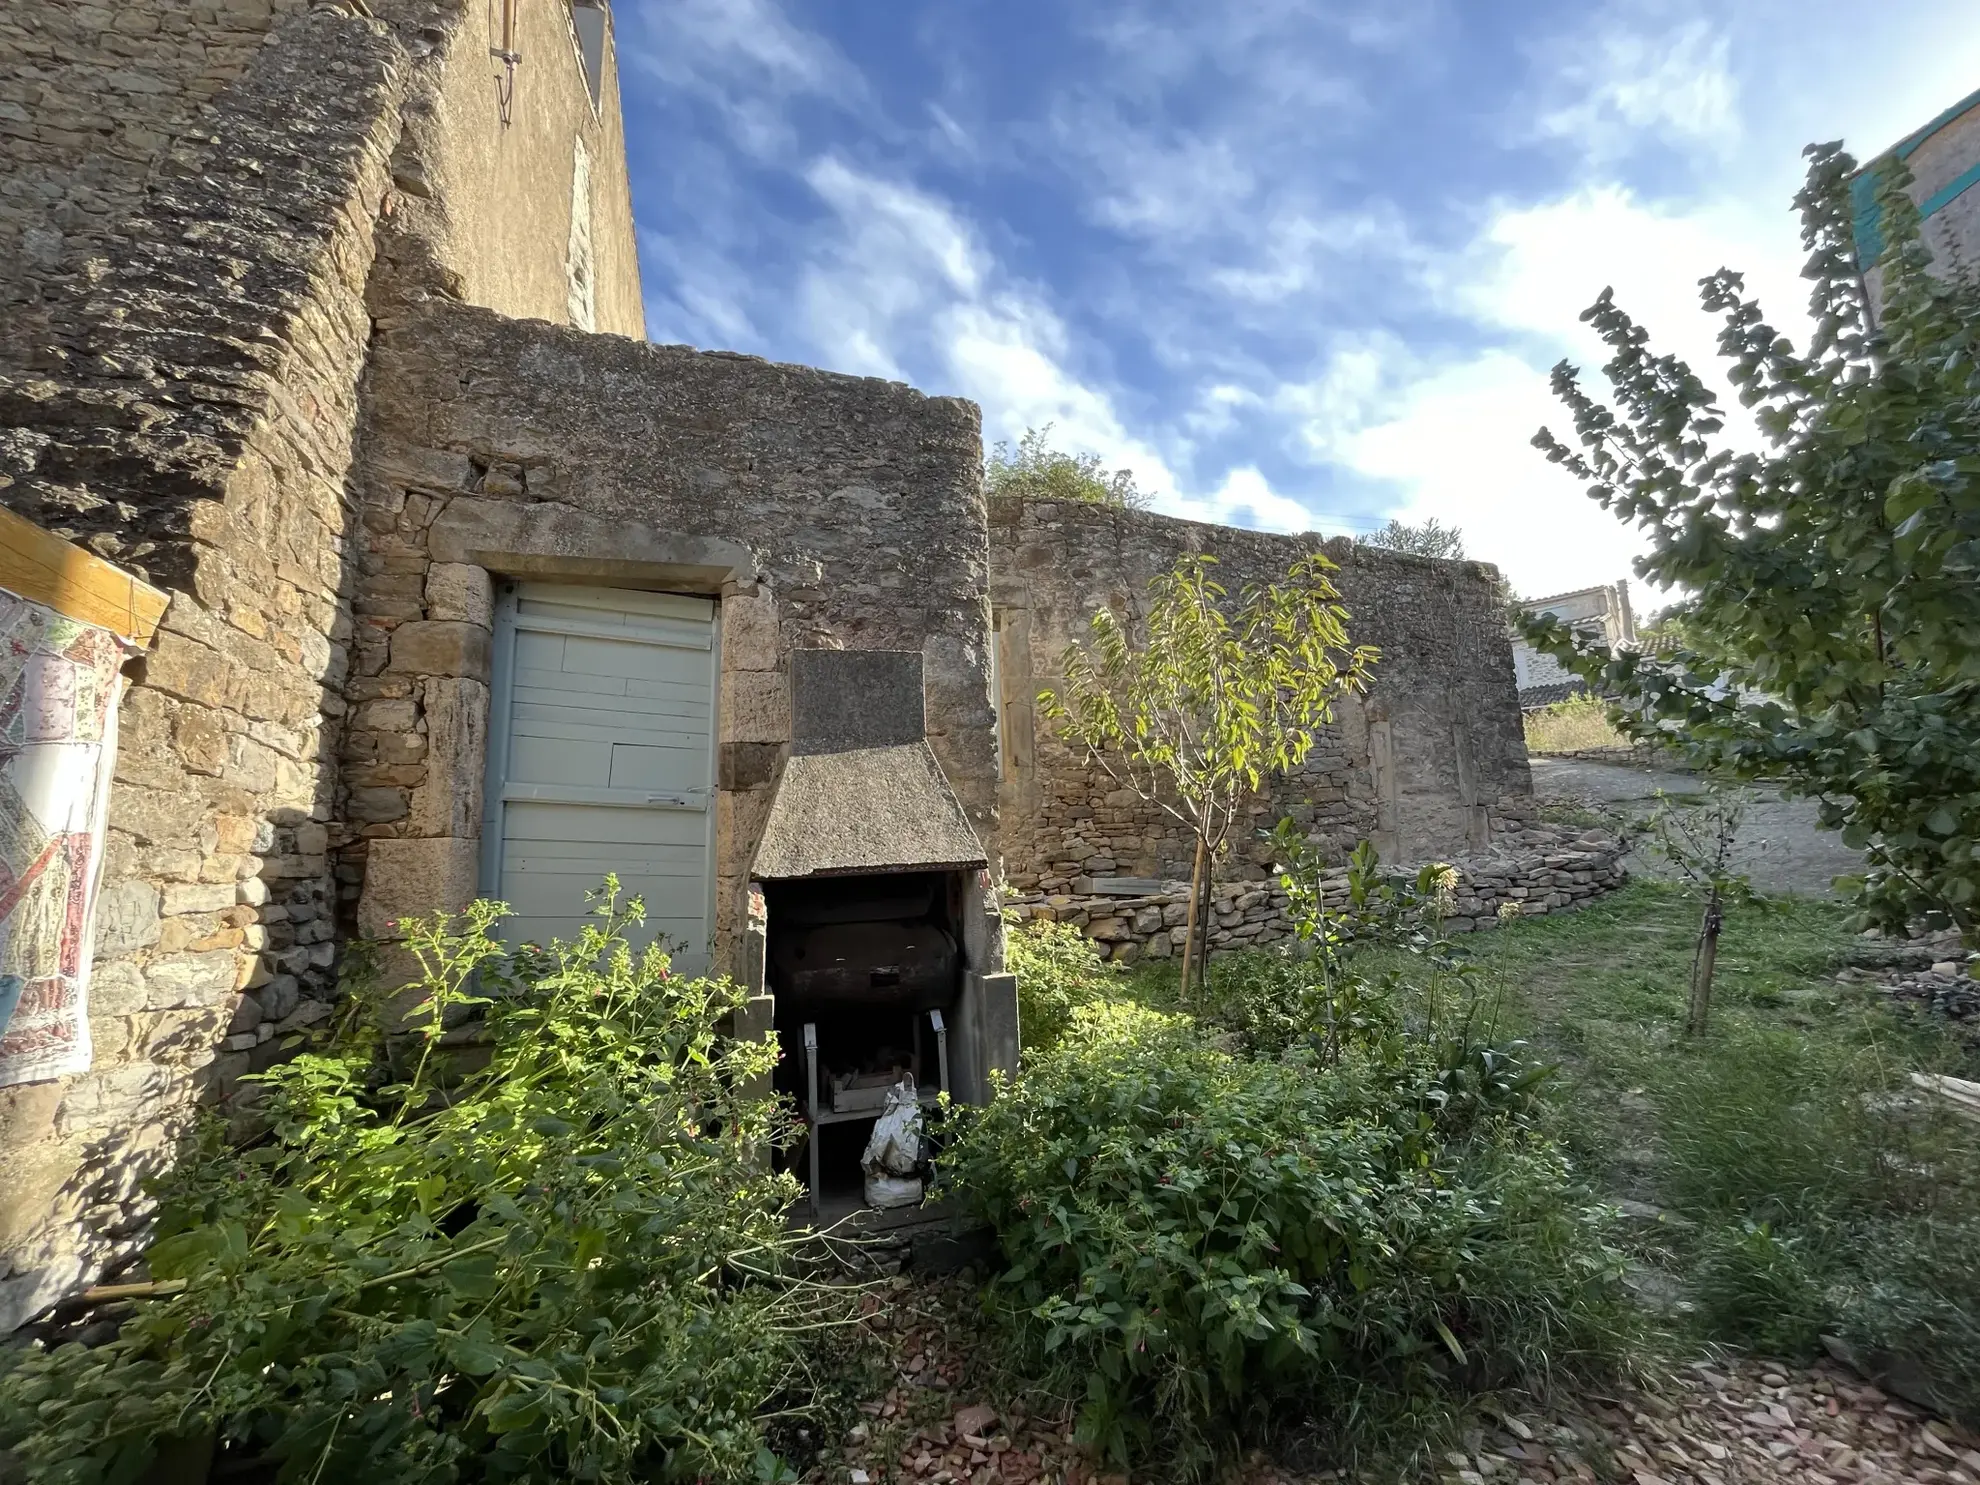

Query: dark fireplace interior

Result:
[766,869,965,1209]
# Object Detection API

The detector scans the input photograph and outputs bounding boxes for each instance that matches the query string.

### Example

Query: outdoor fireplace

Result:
[745,650,1017,1218]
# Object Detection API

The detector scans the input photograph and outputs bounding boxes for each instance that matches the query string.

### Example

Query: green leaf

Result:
[442,1251,502,1300]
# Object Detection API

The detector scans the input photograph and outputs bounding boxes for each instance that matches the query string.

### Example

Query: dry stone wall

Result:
[0,6,415,1331]
[1007,823,1626,963]
[990,498,1534,893]
[0,0,661,1332]
[344,302,997,976]
[0,0,308,316]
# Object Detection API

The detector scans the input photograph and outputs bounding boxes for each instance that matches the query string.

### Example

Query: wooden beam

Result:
[0,505,170,647]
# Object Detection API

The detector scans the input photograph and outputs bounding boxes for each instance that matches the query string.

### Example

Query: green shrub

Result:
[943,1001,1631,1471]
[1004,914,1121,1053]
[0,886,838,1485]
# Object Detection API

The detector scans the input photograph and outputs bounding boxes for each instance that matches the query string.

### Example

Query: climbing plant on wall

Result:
[1524,142,1980,939]
[1040,553,1378,994]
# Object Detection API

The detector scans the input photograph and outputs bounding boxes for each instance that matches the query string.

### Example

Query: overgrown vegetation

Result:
[984,425,1151,509]
[0,887,853,1485]
[1001,914,1120,1053]
[1449,883,1980,1423]
[967,846,1636,1473]
[1522,692,1629,755]
[1356,516,1466,560]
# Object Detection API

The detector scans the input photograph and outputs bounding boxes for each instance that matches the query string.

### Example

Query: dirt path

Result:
[1528,758,1863,899]
[824,1275,1974,1485]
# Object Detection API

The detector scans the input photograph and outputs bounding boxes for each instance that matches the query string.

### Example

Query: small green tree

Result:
[984,424,1151,509]
[1645,787,1756,1034]
[1040,554,1377,995]
[1525,142,1980,939]
[1356,515,1466,560]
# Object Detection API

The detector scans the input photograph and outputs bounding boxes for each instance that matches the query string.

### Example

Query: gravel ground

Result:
[822,1276,1976,1485]
[1527,759,1863,899]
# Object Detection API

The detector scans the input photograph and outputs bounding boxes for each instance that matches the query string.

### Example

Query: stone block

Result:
[348,786,410,823]
[410,678,488,836]
[352,698,418,731]
[359,837,480,939]
[144,952,240,1010]
[388,621,490,680]
[173,704,229,776]
[718,742,782,791]
[722,586,779,671]
[275,1000,335,1034]
[108,785,205,846]
[371,444,474,494]
[94,879,161,957]
[720,669,788,744]
[256,977,300,1022]
[145,631,231,709]
[89,959,147,1018]
[162,882,235,917]
[425,563,492,626]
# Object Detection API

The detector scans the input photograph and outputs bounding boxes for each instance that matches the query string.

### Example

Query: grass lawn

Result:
[1436,882,1980,1411]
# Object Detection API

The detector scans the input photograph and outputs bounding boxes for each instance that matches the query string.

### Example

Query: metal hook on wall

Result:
[489,0,521,126]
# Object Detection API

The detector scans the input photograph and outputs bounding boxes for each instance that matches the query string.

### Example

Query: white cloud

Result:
[1336,351,1650,599]
[1288,182,1821,598]
[1534,17,1740,161]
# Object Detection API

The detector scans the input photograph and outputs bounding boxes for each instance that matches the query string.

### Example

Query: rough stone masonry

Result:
[0,0,1587,1333]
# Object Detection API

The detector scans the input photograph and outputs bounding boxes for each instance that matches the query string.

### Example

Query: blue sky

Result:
[616,0,1980,601]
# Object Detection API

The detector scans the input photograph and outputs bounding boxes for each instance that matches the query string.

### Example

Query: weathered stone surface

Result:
[142,952,241,1011]
[721,669,789,745]
[388,621,491,680]
[409,677,487,836]
[93,881,162,957]
[990,498,1532,889]
[0,0,654,1328]
[358,837,480,939]
[424,563,492,626]
[161,883,236,917]
[722,585,779,671]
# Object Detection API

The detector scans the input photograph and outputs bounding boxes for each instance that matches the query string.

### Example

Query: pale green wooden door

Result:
[483,583,718,974]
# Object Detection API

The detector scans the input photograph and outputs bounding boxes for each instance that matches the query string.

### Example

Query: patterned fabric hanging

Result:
[0,585,128,1088]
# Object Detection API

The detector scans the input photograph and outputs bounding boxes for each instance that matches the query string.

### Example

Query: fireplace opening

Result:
[766,870,964,1213]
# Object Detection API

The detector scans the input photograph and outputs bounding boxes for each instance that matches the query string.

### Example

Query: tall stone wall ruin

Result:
[990,498,1534,894]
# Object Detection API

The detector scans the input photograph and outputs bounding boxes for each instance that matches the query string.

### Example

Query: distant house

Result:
[1511,581,1635,709]
[1853,85,1980,308]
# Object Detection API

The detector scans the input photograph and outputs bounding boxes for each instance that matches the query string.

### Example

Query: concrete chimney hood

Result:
[750,650,987,881]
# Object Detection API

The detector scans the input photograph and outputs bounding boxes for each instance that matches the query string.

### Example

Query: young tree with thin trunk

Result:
[1647,787,1754,1035]
[1039,553,1378,996]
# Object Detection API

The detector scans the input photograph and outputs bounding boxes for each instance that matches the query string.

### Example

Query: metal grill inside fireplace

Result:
[766,870,964,1212]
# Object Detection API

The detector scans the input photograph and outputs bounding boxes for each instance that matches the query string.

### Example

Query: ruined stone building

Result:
[1509,581,1636,710]
[0,0,1547,1324]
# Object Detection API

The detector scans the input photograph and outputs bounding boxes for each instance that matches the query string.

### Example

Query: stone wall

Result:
[343,302,996,977]
[0,0,307,317]
[990,498,1534,894]
[0,0,648,1330]
[1007,823,1625,963]
[0,5,411,1332]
